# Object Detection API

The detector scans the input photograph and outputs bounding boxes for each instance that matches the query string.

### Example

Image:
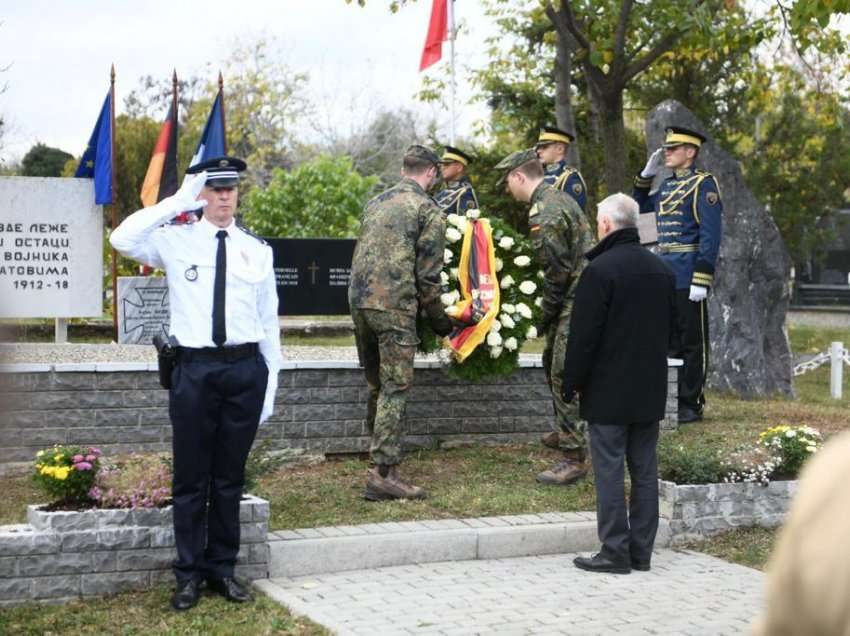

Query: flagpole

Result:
[218,71,227,155]
[448,0,456,145]
[110,64,119,342]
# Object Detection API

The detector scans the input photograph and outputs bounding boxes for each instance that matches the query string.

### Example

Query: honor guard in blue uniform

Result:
[433,145,479,216]
[632,127,723,424]
[535,126,588,214]
[111,157,283,611]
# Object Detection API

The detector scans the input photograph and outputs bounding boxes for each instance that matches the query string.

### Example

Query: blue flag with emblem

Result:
[74,91,113,204]
[189,91,226,167]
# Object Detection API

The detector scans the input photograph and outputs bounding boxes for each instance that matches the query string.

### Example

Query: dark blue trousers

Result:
[589,421,659,565]
[168,349,267,582]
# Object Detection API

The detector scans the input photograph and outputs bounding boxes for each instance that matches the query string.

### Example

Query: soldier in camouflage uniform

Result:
[496,149,596,486]
[434,146,479,217]
[535,126,588,215]
[348,145,454,501]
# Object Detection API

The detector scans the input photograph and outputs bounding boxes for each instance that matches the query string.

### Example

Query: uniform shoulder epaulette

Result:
[235,219,267,245]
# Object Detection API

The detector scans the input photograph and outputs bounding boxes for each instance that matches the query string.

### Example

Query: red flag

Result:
[140,96,179,207]
[419,0,448,71]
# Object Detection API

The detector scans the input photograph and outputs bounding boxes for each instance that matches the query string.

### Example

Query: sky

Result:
[0,0,499,163]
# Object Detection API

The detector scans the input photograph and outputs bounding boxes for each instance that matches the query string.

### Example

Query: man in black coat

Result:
[561,192,677,574]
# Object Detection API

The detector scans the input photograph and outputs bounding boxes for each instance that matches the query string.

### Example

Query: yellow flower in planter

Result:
[54,467,71,481]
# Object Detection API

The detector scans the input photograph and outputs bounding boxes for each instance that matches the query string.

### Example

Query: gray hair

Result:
[597,193,639,229]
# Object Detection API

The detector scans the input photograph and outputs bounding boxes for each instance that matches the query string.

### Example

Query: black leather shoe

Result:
[171,579,200,611]
[573,553,631,574]
[631,559,651,571]
[678,407,703,424]
[206,576,253,602]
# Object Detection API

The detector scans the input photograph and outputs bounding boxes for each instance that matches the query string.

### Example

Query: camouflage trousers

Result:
[541,300,587,454]
[351,308,419,466]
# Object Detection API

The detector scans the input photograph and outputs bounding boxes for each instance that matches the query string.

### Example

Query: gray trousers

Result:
[589,421,659,564]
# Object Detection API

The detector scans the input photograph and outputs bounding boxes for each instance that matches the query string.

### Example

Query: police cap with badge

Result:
[186,156,247,188]
[662,126,706,149]
[495,148,540,186]
[535,125,575,149]
[440,145,473,166]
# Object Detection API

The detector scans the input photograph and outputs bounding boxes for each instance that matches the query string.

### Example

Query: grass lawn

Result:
[682,526,779,571]
[0,584,328,636]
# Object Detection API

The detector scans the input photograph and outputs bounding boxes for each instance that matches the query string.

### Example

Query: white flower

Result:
[519,280,537,295]
[498,236,515,250]
[446,213,462,227]
[495,258,504,273]
[489,320,501,332]
[806,445,817,453]
[447,213,467,232]
[446,227,463,243]
[440,271,449,285]
[501,303,516,314]
[500,314,516,329]
[444,249,453,264]
[500,275,514,289]
[513,255,531,267]
[504,337,518,351]
[465,208,480,220]
[440,291,457,307]
[535,297,543,308]
[490,345,503,359]
[537,270,545,279]
[785,430,796,438]
[486,331,503,347]
[526,326,538,339]
[515,303,532,319]
[450,267,459,280]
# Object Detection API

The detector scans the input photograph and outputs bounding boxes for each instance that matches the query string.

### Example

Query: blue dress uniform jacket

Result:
[434,176,478,216]
[632,166,723,290]
[544,160,587,214]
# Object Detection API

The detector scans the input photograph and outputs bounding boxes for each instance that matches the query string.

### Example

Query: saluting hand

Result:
[640,148,664,178]
[172,171,209,214]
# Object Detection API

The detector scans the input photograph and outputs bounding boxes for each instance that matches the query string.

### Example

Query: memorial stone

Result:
[116,276,170,344]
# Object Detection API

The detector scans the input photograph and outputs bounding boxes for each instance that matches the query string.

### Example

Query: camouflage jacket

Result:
[528,181,595,330]
[348,177,446,317]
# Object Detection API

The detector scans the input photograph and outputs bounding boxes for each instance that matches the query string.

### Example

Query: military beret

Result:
[440,145,472,166]
[663,126,706,148]
[535,125,575,148]
[404,144,441,167]
[185,155,247,187]
[494,148,540,186]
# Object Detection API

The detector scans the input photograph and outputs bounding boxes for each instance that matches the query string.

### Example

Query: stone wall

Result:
[0,495,268,606]
[0,360,679,466]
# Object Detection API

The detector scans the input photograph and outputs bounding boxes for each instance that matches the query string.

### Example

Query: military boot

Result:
[536,449,588,486]
[541,431,562,450]
[364,465,427,501]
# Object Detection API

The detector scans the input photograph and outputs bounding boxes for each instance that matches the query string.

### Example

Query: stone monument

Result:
[644,100,794,397]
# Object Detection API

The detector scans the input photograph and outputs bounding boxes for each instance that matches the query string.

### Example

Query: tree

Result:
[242,156,378,239]
[20,143,74,177]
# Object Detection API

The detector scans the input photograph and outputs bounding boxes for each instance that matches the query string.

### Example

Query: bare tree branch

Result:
[613,0,634,65]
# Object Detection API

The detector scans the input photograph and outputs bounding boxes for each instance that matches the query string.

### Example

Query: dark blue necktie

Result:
[212,230,227,346]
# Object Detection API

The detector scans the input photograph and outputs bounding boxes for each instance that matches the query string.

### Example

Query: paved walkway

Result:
[258,549,764,636]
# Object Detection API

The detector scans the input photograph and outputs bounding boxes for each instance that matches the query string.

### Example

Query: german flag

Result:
[139,95,178,207]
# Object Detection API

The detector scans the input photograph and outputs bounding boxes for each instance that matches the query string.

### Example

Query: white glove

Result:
[689,285,708,302]
[640,148,664,178]
[167,171,208,214]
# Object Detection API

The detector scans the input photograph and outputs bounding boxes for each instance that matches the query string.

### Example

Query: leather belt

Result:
[177,342,259,362]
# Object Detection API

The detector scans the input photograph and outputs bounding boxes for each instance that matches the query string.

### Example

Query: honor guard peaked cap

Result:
[662,126,706,148]
[404,144,441,168]
[494,148,540,186]
[440,145,473,166]
[186,156,247,187]
[536,125,575,148]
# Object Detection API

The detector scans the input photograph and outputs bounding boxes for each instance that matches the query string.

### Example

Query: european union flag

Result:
[74,91,113,205]
[189,91,226,167]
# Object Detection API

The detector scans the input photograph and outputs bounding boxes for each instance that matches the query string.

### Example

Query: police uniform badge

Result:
[706,192,719,205]
[184,265,198,281]
[573,183,583,195]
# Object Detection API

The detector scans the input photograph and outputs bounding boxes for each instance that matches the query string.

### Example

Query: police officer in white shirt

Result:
[110,156,282,611]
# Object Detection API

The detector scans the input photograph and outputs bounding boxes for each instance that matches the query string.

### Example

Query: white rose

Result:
[498,236,515,250]
[500,314,515,329]
[537,270,545,279]
[534,297,543,308]
[501,303,516,314]
[465,208,480,220]
[516,303,532,319]
[519,280,537,295]
[495,257,504,273]
[513,255,531,267]
[489,320,501,332]
[504,337,518,351]
[450,267,459,280]
[446,213,462,227]
[500,275,514,289]
[486,331,503,347]
[444,249,453,264]
[440,271,449,285]
[490,345,503,359]
[526,325,538,339]
[446,227,463,243]
[440,292,456,307]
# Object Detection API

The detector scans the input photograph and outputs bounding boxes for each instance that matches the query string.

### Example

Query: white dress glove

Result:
[167,171,208,214]
[640,148,665,178]
[689,285,708,302]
